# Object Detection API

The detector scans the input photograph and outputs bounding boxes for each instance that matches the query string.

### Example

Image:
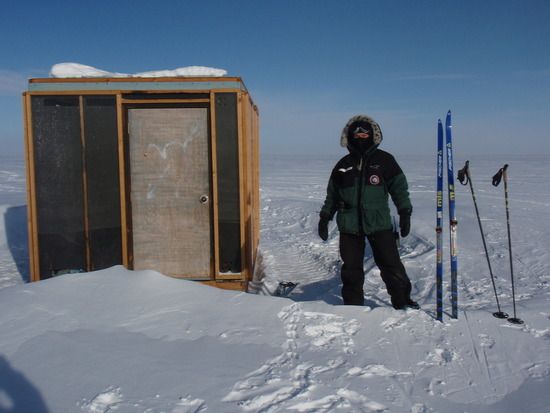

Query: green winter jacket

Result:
[320,115,412,235]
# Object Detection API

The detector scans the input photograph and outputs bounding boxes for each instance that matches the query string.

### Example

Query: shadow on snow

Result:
[3,206,29,283]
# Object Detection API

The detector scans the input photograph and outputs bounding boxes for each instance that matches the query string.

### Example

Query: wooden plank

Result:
[199,280,248,292]
[79,96,91,271]
[29,77,244,84]
[241,93,252,278]
[22,93,40,281]
[252,101,259,265]
[27,90,214,96]
[247,95,259,266]
[250,96,257,266]
[210,92,220,279]
[253,103,261,257]
[242,94,260,274]
[25,90,120,96]
[120,98,210,105]
[26,88,245,97]
[250,97,257,258]
[236,92,247,281]
[116,94,129,267]
[29,82,245,93]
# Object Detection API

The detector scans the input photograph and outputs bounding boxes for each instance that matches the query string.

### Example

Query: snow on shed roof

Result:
[50,63,228,78]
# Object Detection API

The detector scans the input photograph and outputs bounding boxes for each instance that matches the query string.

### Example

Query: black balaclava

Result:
[348,121,375,154]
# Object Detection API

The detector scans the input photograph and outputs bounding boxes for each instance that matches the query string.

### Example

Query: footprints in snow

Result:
[78,386,206,413]
[347,365,413,379]
[223,303,418,412]
[421,348,457,366]
[78,306,507,413]
[301,311,360,353]
[78,387,123,412]
[223,303,363,411]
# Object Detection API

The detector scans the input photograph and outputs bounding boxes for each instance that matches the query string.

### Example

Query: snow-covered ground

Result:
[0,153,549,413]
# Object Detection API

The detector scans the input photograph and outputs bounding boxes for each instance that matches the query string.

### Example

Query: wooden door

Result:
[128,107,211,278]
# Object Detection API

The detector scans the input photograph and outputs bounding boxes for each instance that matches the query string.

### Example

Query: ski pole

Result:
[492,165,524,324]
[458,161,508,319]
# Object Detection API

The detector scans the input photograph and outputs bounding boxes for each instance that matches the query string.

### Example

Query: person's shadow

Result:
[0,356,50,413]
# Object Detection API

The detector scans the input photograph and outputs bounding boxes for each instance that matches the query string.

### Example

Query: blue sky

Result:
[1,0,549,157]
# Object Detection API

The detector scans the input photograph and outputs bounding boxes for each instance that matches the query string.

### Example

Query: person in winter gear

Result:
[318,115,418,309]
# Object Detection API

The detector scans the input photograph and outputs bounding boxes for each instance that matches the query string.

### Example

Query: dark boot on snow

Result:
[393,299,420,310]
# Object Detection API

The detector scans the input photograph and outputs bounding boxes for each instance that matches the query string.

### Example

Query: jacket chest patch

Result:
[369,174,381,185]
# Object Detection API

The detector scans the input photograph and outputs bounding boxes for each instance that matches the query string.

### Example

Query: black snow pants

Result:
[339,230,412,307]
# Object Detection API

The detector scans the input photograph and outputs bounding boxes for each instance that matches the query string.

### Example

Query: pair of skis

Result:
[436,111,458,321]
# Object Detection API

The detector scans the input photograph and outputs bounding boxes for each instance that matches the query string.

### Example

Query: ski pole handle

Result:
[492,164,509,187]
[457,160,470,185]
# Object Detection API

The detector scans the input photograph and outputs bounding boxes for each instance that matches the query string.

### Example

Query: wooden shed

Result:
[23,76,260,291]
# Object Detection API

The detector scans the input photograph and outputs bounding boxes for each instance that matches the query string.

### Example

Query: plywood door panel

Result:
[128,108,211,278]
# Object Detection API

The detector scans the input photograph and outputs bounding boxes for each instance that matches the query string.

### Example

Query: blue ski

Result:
[436,120,444,321]
[445,111,458,319]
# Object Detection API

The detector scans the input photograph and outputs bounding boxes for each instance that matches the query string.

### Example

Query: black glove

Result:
[318,217,329,241]
[398,208,412,237]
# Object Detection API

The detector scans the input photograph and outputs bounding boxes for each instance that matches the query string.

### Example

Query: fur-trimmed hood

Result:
[340,115,383,148]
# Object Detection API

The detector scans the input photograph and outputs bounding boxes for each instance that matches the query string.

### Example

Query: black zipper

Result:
[357,154,365,234]
[357,149,376,234]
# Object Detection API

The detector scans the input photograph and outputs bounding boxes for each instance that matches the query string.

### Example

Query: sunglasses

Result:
[353,126,371,139]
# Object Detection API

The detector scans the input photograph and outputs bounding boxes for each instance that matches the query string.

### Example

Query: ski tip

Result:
[438,119,442,124]
[447,110,452,115]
